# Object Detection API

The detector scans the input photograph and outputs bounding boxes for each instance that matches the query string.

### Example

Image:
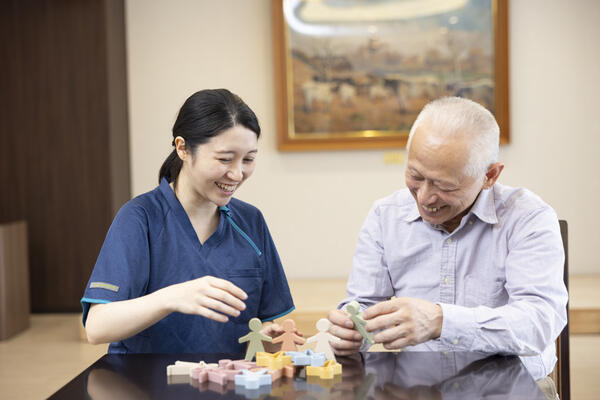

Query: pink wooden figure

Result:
[272,319,305,352]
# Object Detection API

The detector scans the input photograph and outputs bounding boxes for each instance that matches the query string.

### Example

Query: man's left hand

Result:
[363,298,443,349]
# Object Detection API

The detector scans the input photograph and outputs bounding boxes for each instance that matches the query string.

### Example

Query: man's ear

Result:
[483,162,504,189]
[174,136,187,161]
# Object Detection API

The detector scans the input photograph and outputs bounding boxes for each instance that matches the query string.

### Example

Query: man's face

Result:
[405,124,486,232]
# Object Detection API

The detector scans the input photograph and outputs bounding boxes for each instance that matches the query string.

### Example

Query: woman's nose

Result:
[227,163,243,181]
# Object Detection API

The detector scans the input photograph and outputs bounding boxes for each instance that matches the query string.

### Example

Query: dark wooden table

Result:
[48,351,546,399]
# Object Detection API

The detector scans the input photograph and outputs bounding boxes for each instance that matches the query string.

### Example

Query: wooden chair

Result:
[550,220,570,400]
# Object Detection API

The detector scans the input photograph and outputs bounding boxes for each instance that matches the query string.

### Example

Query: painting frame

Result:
[272,0,509,151]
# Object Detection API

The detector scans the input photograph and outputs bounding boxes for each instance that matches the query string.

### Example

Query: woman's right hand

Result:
[161,276,248,322]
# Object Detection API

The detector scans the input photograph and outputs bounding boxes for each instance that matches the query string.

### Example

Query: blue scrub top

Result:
[81,178,294,354]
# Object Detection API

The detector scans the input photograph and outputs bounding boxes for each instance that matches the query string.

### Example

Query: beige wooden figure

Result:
[238,317,272,361]
[305,318,340,360]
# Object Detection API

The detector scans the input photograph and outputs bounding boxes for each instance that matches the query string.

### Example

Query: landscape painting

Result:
[273,0,508,151]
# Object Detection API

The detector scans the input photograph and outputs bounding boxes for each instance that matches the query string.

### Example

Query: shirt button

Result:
[444,277,449,284]
[468,220,473,225]
[453,338,459,345]
[446,238,453,244]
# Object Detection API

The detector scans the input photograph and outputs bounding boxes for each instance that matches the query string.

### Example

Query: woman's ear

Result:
[174,137,187,161]
[483,162,504,189]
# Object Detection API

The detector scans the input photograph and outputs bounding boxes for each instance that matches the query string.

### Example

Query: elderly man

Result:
[328,97,568,398]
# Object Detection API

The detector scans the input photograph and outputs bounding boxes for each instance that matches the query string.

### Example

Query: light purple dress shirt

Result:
[340,183,568,380]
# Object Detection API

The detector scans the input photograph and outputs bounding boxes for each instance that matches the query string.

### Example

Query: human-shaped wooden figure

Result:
[272,319,305,352]
[238,317,273,361]
[346,300,375,345]
[305,318,341,360]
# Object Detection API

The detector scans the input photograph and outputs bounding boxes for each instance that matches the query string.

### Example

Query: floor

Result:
[0,314,599,399]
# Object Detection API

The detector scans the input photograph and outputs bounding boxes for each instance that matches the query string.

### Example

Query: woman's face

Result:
[178,125,258,207]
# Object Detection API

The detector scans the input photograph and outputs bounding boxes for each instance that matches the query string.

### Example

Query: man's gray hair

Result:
[406,97,500,177]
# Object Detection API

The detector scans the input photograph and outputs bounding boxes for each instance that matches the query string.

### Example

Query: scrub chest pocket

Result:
[227,267,264,323]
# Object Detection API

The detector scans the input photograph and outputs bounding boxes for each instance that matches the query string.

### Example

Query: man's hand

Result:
[363,298,443,349]
[327,309,363,356]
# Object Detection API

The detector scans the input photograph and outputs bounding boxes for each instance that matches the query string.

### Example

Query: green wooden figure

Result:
[238,317,272,361]
[346,300,375,345]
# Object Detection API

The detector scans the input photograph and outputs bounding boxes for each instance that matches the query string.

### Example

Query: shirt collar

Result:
[402,185,498,225]
[404,201,422,222]
[469,186,498,225]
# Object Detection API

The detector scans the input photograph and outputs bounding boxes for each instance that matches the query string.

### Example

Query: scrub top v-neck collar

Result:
[158,177,226,253]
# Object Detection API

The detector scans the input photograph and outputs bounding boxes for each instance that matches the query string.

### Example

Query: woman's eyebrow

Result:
[214,149,258,154]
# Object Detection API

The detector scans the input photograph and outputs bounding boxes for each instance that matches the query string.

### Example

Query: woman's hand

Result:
[260,321,304,352]
[161,276,247,322]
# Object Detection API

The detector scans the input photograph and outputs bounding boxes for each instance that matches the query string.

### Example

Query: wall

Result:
[126,0,600,277]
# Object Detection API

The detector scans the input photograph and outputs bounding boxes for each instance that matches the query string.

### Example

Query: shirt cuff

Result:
[438,303,477,350]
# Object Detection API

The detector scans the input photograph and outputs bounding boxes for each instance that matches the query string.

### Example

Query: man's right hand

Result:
[327,309,364,355]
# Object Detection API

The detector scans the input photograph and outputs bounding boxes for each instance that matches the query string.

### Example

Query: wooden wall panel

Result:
[0,0,130,312]
[0,222,30,339]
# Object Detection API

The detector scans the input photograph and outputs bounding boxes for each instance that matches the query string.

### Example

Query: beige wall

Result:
[125,0,600,277]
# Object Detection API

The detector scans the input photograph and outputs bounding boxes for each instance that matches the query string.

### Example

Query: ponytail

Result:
[158,149,183,184]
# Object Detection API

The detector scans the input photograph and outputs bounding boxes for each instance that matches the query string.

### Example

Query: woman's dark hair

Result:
[158,88,261,184]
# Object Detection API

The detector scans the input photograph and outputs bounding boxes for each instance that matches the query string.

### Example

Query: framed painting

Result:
[272,0,509,151]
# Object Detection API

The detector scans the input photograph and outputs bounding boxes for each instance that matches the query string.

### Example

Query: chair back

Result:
[554,220,570,400]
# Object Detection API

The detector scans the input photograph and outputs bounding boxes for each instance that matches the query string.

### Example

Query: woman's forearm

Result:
[85,288,174,344]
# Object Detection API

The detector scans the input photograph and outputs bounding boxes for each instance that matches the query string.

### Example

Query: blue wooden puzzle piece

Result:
[234,369,272,390]
[307,349,327,367]
[285,349,326,367]
[285,351,311,366]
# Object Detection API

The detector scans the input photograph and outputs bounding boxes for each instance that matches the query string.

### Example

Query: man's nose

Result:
[417,181,437,204]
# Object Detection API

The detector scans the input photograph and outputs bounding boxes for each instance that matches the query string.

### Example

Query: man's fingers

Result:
[328,309,354,329]
[382,337,411,350]
[331,338,362,356]
[365,312,404,332]
[372,324,409,344]
[363,299,400,320]
[329,324,363,341]
[208,277,248,301]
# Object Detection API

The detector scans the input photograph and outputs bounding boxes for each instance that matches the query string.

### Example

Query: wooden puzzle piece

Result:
[305,318,341,360]
[272,319,306,352]
[256,366,282,382]
[285,349,326,367]
[305,360,342,379]
[234,368,272,389]
[255,351,292,370]
[283,364,295,378]
[188,360,218,380]
[207,367,240,385]
[346,300,375,345]
[167,360,217,376]
[238,317,273,361]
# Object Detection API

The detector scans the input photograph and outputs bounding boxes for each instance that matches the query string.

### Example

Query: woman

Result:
[81,89,294,353]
